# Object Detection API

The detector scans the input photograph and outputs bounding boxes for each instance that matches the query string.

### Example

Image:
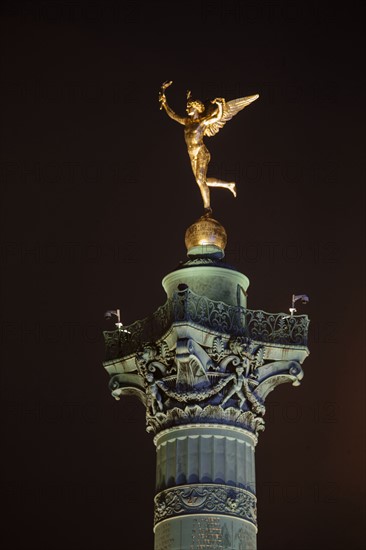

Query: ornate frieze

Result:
[154,484,257,527]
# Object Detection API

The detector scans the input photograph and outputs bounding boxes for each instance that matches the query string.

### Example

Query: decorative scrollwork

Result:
[106,329,306,439]
[154,484,257,526]
[256,363,304,400]
[135,340,174,376]
[104,288,309,361]
[245,309,310,346]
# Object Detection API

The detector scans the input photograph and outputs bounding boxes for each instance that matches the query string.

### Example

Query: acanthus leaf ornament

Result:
[107,316,306,438]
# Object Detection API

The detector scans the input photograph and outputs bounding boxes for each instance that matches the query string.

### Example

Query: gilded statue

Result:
[159,81,259,213]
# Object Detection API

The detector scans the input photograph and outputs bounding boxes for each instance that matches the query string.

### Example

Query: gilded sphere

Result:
[185,215,227,253]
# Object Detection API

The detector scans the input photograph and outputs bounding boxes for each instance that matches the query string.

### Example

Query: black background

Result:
[0,1,365,549]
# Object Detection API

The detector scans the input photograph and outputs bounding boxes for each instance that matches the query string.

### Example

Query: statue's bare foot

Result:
[228,183,237,197]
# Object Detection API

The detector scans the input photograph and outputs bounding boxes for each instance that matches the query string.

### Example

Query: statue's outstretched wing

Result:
[204,94,259,137]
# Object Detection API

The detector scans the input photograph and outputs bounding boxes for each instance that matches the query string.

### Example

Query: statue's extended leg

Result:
[206,178,237,197]
[192,153,211,211]
[199,182,211,211]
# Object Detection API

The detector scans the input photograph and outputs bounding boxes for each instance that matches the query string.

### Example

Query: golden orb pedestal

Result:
[185,214,227,258]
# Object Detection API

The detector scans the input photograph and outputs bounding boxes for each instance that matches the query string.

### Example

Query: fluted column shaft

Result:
[154,425,257,550]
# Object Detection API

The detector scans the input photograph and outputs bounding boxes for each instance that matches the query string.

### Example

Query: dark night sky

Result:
[0,2,365,549]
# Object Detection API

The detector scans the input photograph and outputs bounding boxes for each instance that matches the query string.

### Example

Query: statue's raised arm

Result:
[159,81,259,213]
[159,81,186,125]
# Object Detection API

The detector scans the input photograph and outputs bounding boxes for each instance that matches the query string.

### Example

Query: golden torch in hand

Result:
[159,80,173,110]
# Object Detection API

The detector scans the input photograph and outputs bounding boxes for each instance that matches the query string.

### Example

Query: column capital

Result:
[105,319,307,439]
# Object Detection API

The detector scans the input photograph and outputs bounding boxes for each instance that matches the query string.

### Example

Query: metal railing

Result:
[104,287,309,360]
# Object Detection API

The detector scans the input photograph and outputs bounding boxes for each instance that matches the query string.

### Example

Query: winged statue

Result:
[159,80,259,213]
